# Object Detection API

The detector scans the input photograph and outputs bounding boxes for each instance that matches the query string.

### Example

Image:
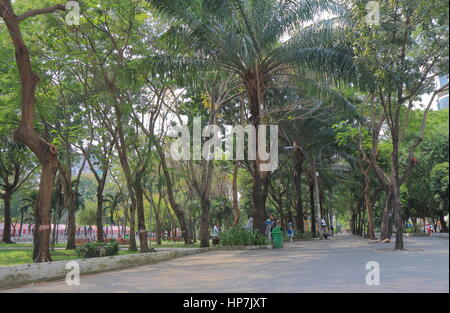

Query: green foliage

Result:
[333,121,371,152]
[293,232,313,241]
[210,196,233,226]
[76,239,120,259]
[220,226,268,246]
[402,110,449,219]
[430,162,449,214]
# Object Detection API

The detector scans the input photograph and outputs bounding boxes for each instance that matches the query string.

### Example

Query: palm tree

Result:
[18,193,38,238]
[147,0,355,233]
[104,193,124,239]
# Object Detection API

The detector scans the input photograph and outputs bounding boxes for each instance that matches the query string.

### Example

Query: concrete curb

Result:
[0,245,271,288]
[209,245,273,251]
[403,233,449,239]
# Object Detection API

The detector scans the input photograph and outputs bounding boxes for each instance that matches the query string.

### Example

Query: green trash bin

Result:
[271,226,284,248]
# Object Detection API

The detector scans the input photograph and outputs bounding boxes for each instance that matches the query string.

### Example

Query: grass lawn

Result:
[0,249,138,266]
[1,241,202,249]
[0,243,66,248]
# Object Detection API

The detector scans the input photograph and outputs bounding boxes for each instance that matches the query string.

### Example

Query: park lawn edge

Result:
[0,245,272,289]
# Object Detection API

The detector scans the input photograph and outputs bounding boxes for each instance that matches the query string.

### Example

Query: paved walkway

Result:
[2,235,448,293]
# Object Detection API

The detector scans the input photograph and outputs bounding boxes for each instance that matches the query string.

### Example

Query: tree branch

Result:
[16,4,66,22]
[400,83,449,184]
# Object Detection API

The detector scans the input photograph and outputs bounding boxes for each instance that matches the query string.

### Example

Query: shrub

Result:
[220,226,268,246]
[76,239,119,259]
[293,232,313,241]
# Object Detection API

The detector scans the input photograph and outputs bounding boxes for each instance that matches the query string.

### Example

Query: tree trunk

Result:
[96,190,104,242]
[62,162,77,250]
[381,189,393,240]
[1,192,13,243]
[246,77,270,235]
[350,210,356,235]
[85,146,112,243]
[155,212,162,246]
[363,169,376,240]
[19,212,24,237]
[309,183,316,235]
[66,201,76,250]
[51,179,63,247]
[199,198,211,247]
[438,212,448,233]
[391,136,404,250]
[156,144,192,244]
[392,179,403,249]
[116,131,137,251]
[251,171,267,234]
[34,159,58,262]
[135,184,149,253]
[293,144,305,233]
[319,188,324,220]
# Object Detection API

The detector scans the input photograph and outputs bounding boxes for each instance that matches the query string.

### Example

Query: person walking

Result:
[287,222,294,242]
[320,218,328,239]
[265,215,274,241]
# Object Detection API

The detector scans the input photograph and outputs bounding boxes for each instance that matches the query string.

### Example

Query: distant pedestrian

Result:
[287,222,294,242]
[212,223,221,246]
[265,215,274,241]
[427,224,433,236]
[245,217,253,230]
[320,218,328,239]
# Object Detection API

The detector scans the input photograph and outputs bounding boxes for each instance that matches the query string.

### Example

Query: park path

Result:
[2,235,448,293]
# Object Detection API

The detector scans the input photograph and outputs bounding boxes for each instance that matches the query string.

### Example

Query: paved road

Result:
[3,235,448,293]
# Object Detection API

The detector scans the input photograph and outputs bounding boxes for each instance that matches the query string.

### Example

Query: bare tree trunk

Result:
[156,144,192,244]
[96,190,104,242]
[251,171,268,234]
[155,212,162,246]
[380,189,393,240]
[438,212,448,233]
[19,211,24,238]
[66,190,76,250]
[350,210,356,235]
[309,183,316,235]
[135,184,149,253]
[293,143,305,233]
[199,198,211,247]
[246,79,270,235]
[1,192,13,243]
[51,179,63,247]
[115,115,137,251]
[362,168,376,240]
[391,135,404,250]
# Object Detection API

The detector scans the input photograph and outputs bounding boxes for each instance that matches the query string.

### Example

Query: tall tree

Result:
[0,0,66,262]
[351,0,449,249]
[0,136,37,243]
[147,0,355,233]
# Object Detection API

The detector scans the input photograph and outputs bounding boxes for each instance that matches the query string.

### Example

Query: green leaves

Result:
[220,226,268,246]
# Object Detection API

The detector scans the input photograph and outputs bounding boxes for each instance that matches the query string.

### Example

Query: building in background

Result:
[436,75,449,110]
